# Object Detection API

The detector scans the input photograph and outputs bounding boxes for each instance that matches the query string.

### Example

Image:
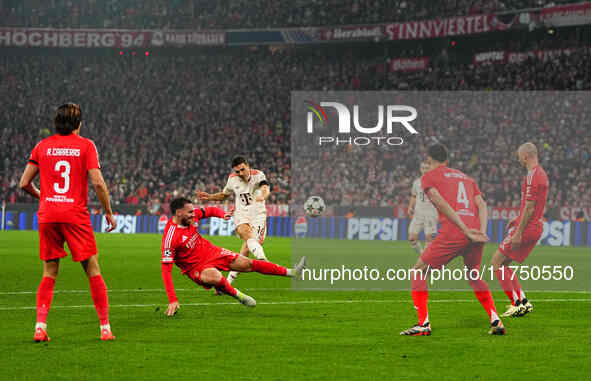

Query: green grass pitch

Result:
[0,231,590,380]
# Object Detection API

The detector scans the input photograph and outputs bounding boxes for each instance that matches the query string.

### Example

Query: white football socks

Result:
[410,240,423,255]
[246,238,267,261]
[35,322,47,330]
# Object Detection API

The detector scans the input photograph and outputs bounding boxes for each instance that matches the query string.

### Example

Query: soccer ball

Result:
[304,196,326,217]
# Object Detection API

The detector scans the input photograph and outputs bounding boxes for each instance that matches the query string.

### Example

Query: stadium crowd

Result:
[1,39,590,214]
[0,0,575,29]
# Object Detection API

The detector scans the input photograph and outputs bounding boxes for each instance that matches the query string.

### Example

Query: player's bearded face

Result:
[178,204,195,226]
[233,163,250,181]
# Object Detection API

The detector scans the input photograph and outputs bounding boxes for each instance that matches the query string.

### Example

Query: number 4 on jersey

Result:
[457,181,469,208]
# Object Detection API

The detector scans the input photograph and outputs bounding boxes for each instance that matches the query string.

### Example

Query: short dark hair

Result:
[170,197,192,214]
[427,143,448,163]
[54,103,82,135]
[231,155,248,168]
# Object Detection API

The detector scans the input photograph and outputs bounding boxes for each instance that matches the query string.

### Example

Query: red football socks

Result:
[36,276,56,324]
[411,273,429,326]
[215,276,238,297]
[89,275,110,326]
[470,279,498,322]
[251,259,288,276]
[495,267,516,305]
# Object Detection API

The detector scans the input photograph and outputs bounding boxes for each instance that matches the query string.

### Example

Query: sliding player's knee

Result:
[200,269,222,285]
[231,256,253,272]
[408,233,418,242]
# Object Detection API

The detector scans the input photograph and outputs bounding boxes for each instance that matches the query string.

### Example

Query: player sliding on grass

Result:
[400,143,505,336]
[19,103,116,342]
[491,142,548,317]
[161,197,305,315]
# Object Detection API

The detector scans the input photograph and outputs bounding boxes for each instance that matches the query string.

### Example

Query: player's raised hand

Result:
[196,190,210,201]
[165,301,180,316]
[466,229,489,243]
[105,213,117,232]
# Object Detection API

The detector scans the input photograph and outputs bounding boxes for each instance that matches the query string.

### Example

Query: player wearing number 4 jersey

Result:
[19,103,116,342]
[400,144,505,337]
[161,197,306,315]
[197,156,270,288]
[491,142,549,318]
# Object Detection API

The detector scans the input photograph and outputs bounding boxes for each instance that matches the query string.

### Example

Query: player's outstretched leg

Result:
[34,259,59,342]
[401,260,431,336]
[468,278,505,335]
[236,224,267,261]
[229,255,306,279]
[82,256,114,340]
[200,268,256,307]
[491,250,526,317]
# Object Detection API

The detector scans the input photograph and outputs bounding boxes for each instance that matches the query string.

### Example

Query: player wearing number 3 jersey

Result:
[400,144,504,337]
[19,103,116,342]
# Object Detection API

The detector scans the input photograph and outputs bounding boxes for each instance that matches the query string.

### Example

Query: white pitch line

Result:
[0,298,590,312]
[2,288,591,295]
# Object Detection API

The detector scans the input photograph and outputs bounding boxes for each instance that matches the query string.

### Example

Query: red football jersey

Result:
[28,134,100,224]
[518,165,548,228]
[421,166,483,239]
[161,207,226,274]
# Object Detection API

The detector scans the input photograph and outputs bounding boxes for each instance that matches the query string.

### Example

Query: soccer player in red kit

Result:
[400,144,505,336]
[491,142,548,317]
[161,197,306,315]
[19,103,117,342]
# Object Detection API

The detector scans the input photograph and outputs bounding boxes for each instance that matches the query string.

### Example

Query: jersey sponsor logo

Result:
[46,148,81,157]
[182,235,188,242]
[45,195,74,203]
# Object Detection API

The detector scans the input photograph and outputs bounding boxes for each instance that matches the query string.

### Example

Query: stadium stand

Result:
[1,31,590,213]
[0,0,577,29]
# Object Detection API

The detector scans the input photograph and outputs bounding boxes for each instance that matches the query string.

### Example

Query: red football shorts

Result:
[420,234,484,270]
[499,225,542,263]
[38,223,97,262]
[187,248,240,288]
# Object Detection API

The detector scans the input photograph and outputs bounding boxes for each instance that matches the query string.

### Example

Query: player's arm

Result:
[474,194,488,234]
[89,168,116,232]
[197,191,230,202]
[19,164,40,199]
[427,188,488,243]
[512,200,535,247]
[161,263,179,316]
[194,206,230,220]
